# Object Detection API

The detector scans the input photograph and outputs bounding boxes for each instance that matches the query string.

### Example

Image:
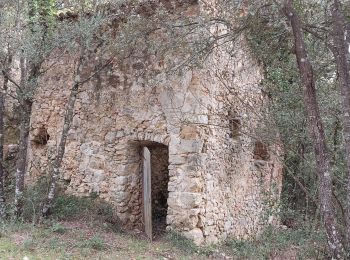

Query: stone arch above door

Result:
[128,132,170,146]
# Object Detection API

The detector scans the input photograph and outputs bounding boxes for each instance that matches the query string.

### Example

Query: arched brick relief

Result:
[128,132,170,146]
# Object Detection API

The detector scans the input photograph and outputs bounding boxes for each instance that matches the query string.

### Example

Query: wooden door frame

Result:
[142,146,152,241]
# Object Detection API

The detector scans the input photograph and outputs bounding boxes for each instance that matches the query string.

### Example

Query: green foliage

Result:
[79,235,107,250]
[166,231,216,256]
[22,176,50,223]
[50,223,66,234]
[52,193,115,222]
[166,231,199,254]
[243,1,338,225]
[226,226,328,259]
[28,0,57,28]
[23,237,37,251]
[10,178,120,231]
[52,195,92,220]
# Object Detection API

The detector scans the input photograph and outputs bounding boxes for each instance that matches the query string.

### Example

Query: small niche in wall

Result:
[229,118,241,138]
[253,141,270,161]
[228,110,241,139]
[32,125,50,145]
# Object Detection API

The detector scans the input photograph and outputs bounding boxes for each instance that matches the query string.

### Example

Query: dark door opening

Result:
[142,143,169,240]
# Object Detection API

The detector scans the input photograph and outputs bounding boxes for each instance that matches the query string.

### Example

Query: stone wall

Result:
[24,19,283,245]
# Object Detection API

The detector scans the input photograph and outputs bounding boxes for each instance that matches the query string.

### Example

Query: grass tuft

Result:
[225,225,329,259]
[166,231,199,254]
[79,235,107,251]
[50,223,66,234]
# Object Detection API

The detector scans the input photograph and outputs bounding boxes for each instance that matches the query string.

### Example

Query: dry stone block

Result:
[183,228,204,246]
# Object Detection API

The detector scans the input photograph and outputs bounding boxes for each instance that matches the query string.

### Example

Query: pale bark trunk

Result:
[285,0,346,258]
[331,0,350,253]
[41,82,79,217]
[12,0,50,219]
[14,59,40,219]
[0,61,10,219]
[0,86,5,220]
[14,100,31,218]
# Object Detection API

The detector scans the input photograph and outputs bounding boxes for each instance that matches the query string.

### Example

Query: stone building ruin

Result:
[20,1,283,245]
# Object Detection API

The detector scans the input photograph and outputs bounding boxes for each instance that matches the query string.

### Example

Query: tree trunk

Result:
[12,0,52,219]
[0,60,10,220]
[41,82,79,217]
[285,0,346,258]
[0,85,6,220]
[331,0,350,252]
[14,59,40,219]
[14,99,32,219]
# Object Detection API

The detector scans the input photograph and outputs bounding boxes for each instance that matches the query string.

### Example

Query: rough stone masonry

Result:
[19,1,283,245]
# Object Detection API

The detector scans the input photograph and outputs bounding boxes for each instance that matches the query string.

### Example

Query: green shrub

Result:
[52,195,91,220]
[23,237,36,251]
[51,193,117,223]
[79,235,107,250]
[166,231,217,256]
[166,231,199,254]
[50,223,66,234]
[225,225,328,259]
[22,176,50,223]
[5,176,122,232]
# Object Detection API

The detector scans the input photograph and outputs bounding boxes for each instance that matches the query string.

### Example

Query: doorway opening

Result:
[141,142,169,240]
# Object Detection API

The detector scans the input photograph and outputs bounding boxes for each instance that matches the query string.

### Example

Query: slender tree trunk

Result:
[14,100,32,218]
[331,0,350,253]
[42,49,85,217]
[41,82,79,217]
[0,85,6,220]
[14,59,40,219]
[12,0,53,219]
[285,0,346,258]
[0,59,10,220]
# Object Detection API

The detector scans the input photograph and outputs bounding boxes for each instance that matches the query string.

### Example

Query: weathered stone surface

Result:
[183,228,204,246]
